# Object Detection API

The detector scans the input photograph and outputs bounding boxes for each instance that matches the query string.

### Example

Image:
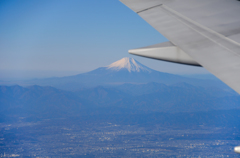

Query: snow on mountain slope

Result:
[106,57,152,72]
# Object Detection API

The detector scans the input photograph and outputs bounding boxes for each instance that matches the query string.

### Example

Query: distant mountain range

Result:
[1,57,239,126]
[1,82,239,122]
[5,57,229,91]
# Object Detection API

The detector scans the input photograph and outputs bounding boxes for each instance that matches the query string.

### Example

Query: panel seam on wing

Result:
[137,4,162,14]
[160,5,240,59]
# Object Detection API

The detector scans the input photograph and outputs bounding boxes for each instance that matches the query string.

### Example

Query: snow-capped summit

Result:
[106,57,152,73]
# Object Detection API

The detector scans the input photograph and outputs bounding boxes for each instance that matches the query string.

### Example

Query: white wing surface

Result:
[120,0,240,94]
[129,41,200,66]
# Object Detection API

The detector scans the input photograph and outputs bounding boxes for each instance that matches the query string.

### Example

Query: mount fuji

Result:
[81,57,183,83]
[17,57,226,91]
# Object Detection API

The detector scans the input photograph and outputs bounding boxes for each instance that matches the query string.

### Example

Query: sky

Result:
[0,0,209,80]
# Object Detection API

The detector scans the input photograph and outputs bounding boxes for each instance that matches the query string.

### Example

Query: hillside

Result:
[1,83,239,122]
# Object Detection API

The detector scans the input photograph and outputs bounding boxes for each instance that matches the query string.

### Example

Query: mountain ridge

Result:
[1,57,229,91]
[1,84,239,117]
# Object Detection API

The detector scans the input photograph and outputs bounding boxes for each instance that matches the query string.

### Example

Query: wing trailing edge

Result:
[129,42,201,66]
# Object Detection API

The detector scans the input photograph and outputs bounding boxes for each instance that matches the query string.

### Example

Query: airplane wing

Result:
[120,0,240,96]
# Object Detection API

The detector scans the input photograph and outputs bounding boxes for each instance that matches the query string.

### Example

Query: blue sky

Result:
[0,0,208,79]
